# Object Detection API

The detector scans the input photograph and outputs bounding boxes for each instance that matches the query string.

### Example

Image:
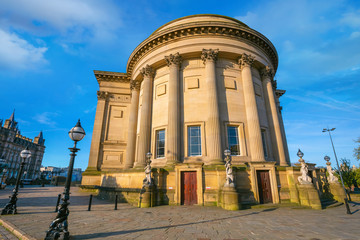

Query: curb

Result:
[0,218,37,240]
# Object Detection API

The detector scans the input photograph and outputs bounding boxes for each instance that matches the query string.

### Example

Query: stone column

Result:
[275,90,291,165]
[124,80,141,169]
[261,66,287,166]
[135,65,154,168]
[87,91,108,170]
[238,53,265,162]
[165,53,182,165]
[201,49,222,164]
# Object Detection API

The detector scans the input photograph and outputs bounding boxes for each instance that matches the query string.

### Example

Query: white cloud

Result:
[0,0,122,44]
[0,29,48,70]
[33,112,59,126]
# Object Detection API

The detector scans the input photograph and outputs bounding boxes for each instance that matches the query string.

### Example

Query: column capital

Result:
[260,66,274,80]
[130,80,141,91]
[165,52,182,66]
[238,53,255,68]
[201,48,219,63]
[97,91,109,100]
[140,65,154,78]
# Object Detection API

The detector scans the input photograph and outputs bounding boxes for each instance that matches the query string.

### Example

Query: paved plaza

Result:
[0,186,359,240]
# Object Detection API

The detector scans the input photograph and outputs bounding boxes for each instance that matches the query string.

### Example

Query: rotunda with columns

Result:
[82,14,299,207]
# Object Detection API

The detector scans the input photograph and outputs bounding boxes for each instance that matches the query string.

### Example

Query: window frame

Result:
[155,129,166,159]
[184,122,206,158]
[188,125,202,157]
[224,122,247,160]
[227,125,241,156]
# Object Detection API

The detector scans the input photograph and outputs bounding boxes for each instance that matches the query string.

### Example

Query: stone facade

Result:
[0,111,45,180]
[82,14,311,208]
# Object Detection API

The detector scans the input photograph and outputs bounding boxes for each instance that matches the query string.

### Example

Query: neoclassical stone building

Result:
[0,111,45,180]
[82,14,299,207]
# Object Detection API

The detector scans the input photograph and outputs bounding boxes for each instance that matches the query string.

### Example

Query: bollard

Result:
[55,194,61,212]
[88,194,93,211]
[114,195,118,210]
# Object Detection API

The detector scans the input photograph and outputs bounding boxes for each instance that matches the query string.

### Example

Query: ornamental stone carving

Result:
[224,155,235,187]
[238,53,255,68]
[130,80,141,91]
[326,161,339,183]
[260,66,274,79]
[97,91,109,100]
[140,65,154,78]
[201,49,219,63]
[298,159,312,185]
[165,52,182,66]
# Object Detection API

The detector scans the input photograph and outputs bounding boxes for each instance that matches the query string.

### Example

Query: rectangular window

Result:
[188,126,201,156]
[227,126,240,155]
[261,130,268,158]
[156,129,165,158]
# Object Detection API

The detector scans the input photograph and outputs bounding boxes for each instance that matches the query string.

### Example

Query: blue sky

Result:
[1,0,359,170]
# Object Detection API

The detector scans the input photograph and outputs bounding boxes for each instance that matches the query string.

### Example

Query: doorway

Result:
[257,170,273,204]
[181,171,197,205]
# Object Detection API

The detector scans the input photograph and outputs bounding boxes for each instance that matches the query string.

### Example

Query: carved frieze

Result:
[130,80,141,91]
[140,65,155,78]
[108,94,131,103]
[238,53,255,68]
[165,52,182,66]
[201,49,219,63]
[97,91,130,103]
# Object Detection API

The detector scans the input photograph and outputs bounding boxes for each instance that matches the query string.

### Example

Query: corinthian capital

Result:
[238,53,255,68]
[140,65,154,78]
[260,66,274,80]
[165,52,182,66]
[201,49,219,63]
[130,80,141,91]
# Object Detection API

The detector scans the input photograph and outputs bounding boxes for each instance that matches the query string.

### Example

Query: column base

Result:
[133,162,146,169]
[205,159,224,165]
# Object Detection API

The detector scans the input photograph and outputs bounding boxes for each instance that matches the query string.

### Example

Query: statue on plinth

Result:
[143,152,153,187]
[224,149,235,187]
[297,149,312,185]
[324,156,338,183]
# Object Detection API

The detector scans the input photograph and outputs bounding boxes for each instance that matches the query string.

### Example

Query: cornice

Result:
[94,70,130,84]
[127,21,278,77]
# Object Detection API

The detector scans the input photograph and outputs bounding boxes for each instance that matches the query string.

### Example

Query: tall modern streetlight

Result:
[1,147,31,215]
[322,127,351,214]
[45,119,85,240]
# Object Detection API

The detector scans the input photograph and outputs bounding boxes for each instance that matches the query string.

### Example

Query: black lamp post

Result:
[322,127,351,214]
[1,147,31,215]
[45,119,85,240]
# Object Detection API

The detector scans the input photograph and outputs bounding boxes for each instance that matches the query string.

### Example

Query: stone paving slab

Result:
[0,186,359,240]
[0,224,18,240]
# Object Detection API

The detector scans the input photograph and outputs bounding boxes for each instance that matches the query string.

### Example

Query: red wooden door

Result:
[257,170,273,204]
[181,171,197,205]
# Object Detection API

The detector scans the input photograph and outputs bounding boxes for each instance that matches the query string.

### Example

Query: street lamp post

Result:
[1,147,31,215]
[45,119,86,240]
[322,127,351,214]
[1,169,7,189]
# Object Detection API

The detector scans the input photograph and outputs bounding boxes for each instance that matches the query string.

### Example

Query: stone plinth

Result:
[329,182,346,203]
[221,186,240,211]
[139,186,155,208]
[297,184,321,210]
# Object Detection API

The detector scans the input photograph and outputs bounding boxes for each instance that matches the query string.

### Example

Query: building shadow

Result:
[72,208,273,239]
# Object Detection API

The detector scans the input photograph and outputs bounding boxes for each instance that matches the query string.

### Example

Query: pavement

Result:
[0,186,359,240]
